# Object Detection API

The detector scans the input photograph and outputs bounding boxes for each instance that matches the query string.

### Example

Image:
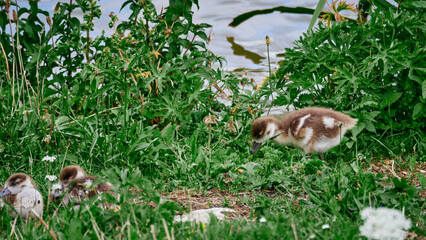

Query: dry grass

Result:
[367,158,426,200]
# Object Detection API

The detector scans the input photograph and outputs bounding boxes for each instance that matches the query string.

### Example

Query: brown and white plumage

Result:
[52,165,113,207]
[0,173,43,219]
[251,107,357,159]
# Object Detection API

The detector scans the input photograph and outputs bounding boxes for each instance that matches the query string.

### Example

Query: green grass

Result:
[0,0,425,239]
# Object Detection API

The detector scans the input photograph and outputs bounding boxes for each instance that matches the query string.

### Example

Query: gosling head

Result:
[59,165,86,189]
[0,173,36,197]
[250,117,281,154]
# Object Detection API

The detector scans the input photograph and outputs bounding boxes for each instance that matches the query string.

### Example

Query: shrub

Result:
[271,1,425,156]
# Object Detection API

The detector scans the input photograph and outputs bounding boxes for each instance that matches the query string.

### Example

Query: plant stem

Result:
[266,36,273,115]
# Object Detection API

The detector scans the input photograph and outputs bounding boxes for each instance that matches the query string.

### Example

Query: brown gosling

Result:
[250,107,358,160]
[52,165,113,207]
[0,173,43,219]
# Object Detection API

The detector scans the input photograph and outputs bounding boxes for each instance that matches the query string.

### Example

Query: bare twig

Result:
[31,209,58,240]
[0,41,11,81]
[150,224,158,240]
[162,219,172,240]
[88,208,105,240]
[290,219,299,240]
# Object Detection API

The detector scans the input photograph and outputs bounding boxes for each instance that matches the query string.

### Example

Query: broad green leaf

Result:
[365,120,376,133]
[351,122,365,138]
[196,31,208,42]
[374,0,396,9]
[160,123,175,139]
[422,80,426,99]
[135,142,150,152]
[364,111,381,121]
[412,103,423,120]
[380,92,402,108]
[413,1,426,8]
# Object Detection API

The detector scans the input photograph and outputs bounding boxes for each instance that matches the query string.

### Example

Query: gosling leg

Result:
[319,152,324,161]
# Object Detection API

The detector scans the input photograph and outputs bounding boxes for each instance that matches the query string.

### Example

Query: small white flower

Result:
[322,224,330,229]
[42,134,51,143]
[357,153,366,160]
[45,175,57,182]
[23,110,32,116]
[52,183,62,191]
[42,155,56,162]
[359,207,411,240]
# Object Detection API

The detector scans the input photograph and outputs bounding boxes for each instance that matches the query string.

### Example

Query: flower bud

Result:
[12,9,17,21]
[265,35,271,46]
[5,0,10,13]
[46,16,52,26]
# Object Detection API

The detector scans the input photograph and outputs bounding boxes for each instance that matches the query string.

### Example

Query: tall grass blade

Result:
[308,0,326,31]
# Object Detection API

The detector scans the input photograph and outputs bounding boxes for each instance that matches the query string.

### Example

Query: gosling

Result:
[52,165,113,207]
[0,173,43,219]
[251,107,358,160]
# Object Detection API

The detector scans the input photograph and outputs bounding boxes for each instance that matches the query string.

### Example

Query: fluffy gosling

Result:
[251,107,358,160]
[0,173,43,219]
[53,165,113,207]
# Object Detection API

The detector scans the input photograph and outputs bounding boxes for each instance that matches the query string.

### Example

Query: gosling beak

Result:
[53,191,61,198]
[0,187,11,197]
[250,142,262,154]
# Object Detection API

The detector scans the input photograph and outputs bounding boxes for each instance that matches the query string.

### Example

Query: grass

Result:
[0,0,425,239]
[0,127,424,239]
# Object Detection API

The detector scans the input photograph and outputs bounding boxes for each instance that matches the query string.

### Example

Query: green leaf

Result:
[412,1,426,8]
[374,0,396,9]
[135,142,150,152]
[55,116,70,130]
[422,80,426,99]
[160,123,175,139]
[351,122,365,138]
[229,6,325,27]
[196,31,208,42]
[412,103,423,120]
[380,92,402,108]
[350,161,360,173]
[418,173,426,190]
[365,120,376,133]
[90,130,98,156]
[308,0,326,31]
[392,177,409,191]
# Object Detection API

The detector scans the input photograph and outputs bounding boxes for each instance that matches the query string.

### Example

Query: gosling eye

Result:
[266,131,270,135]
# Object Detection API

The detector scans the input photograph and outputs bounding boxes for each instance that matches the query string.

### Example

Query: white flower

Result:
[359,207,411,240]
[322,224,330,229]
[42,155,56,162]
[45,175,57,182]
[42,134,51,143]
[357,153,367,160]
[52,183,62,191]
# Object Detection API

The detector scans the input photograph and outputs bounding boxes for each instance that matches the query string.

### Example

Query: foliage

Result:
[271,0,426,157]
[0,0,424,239]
